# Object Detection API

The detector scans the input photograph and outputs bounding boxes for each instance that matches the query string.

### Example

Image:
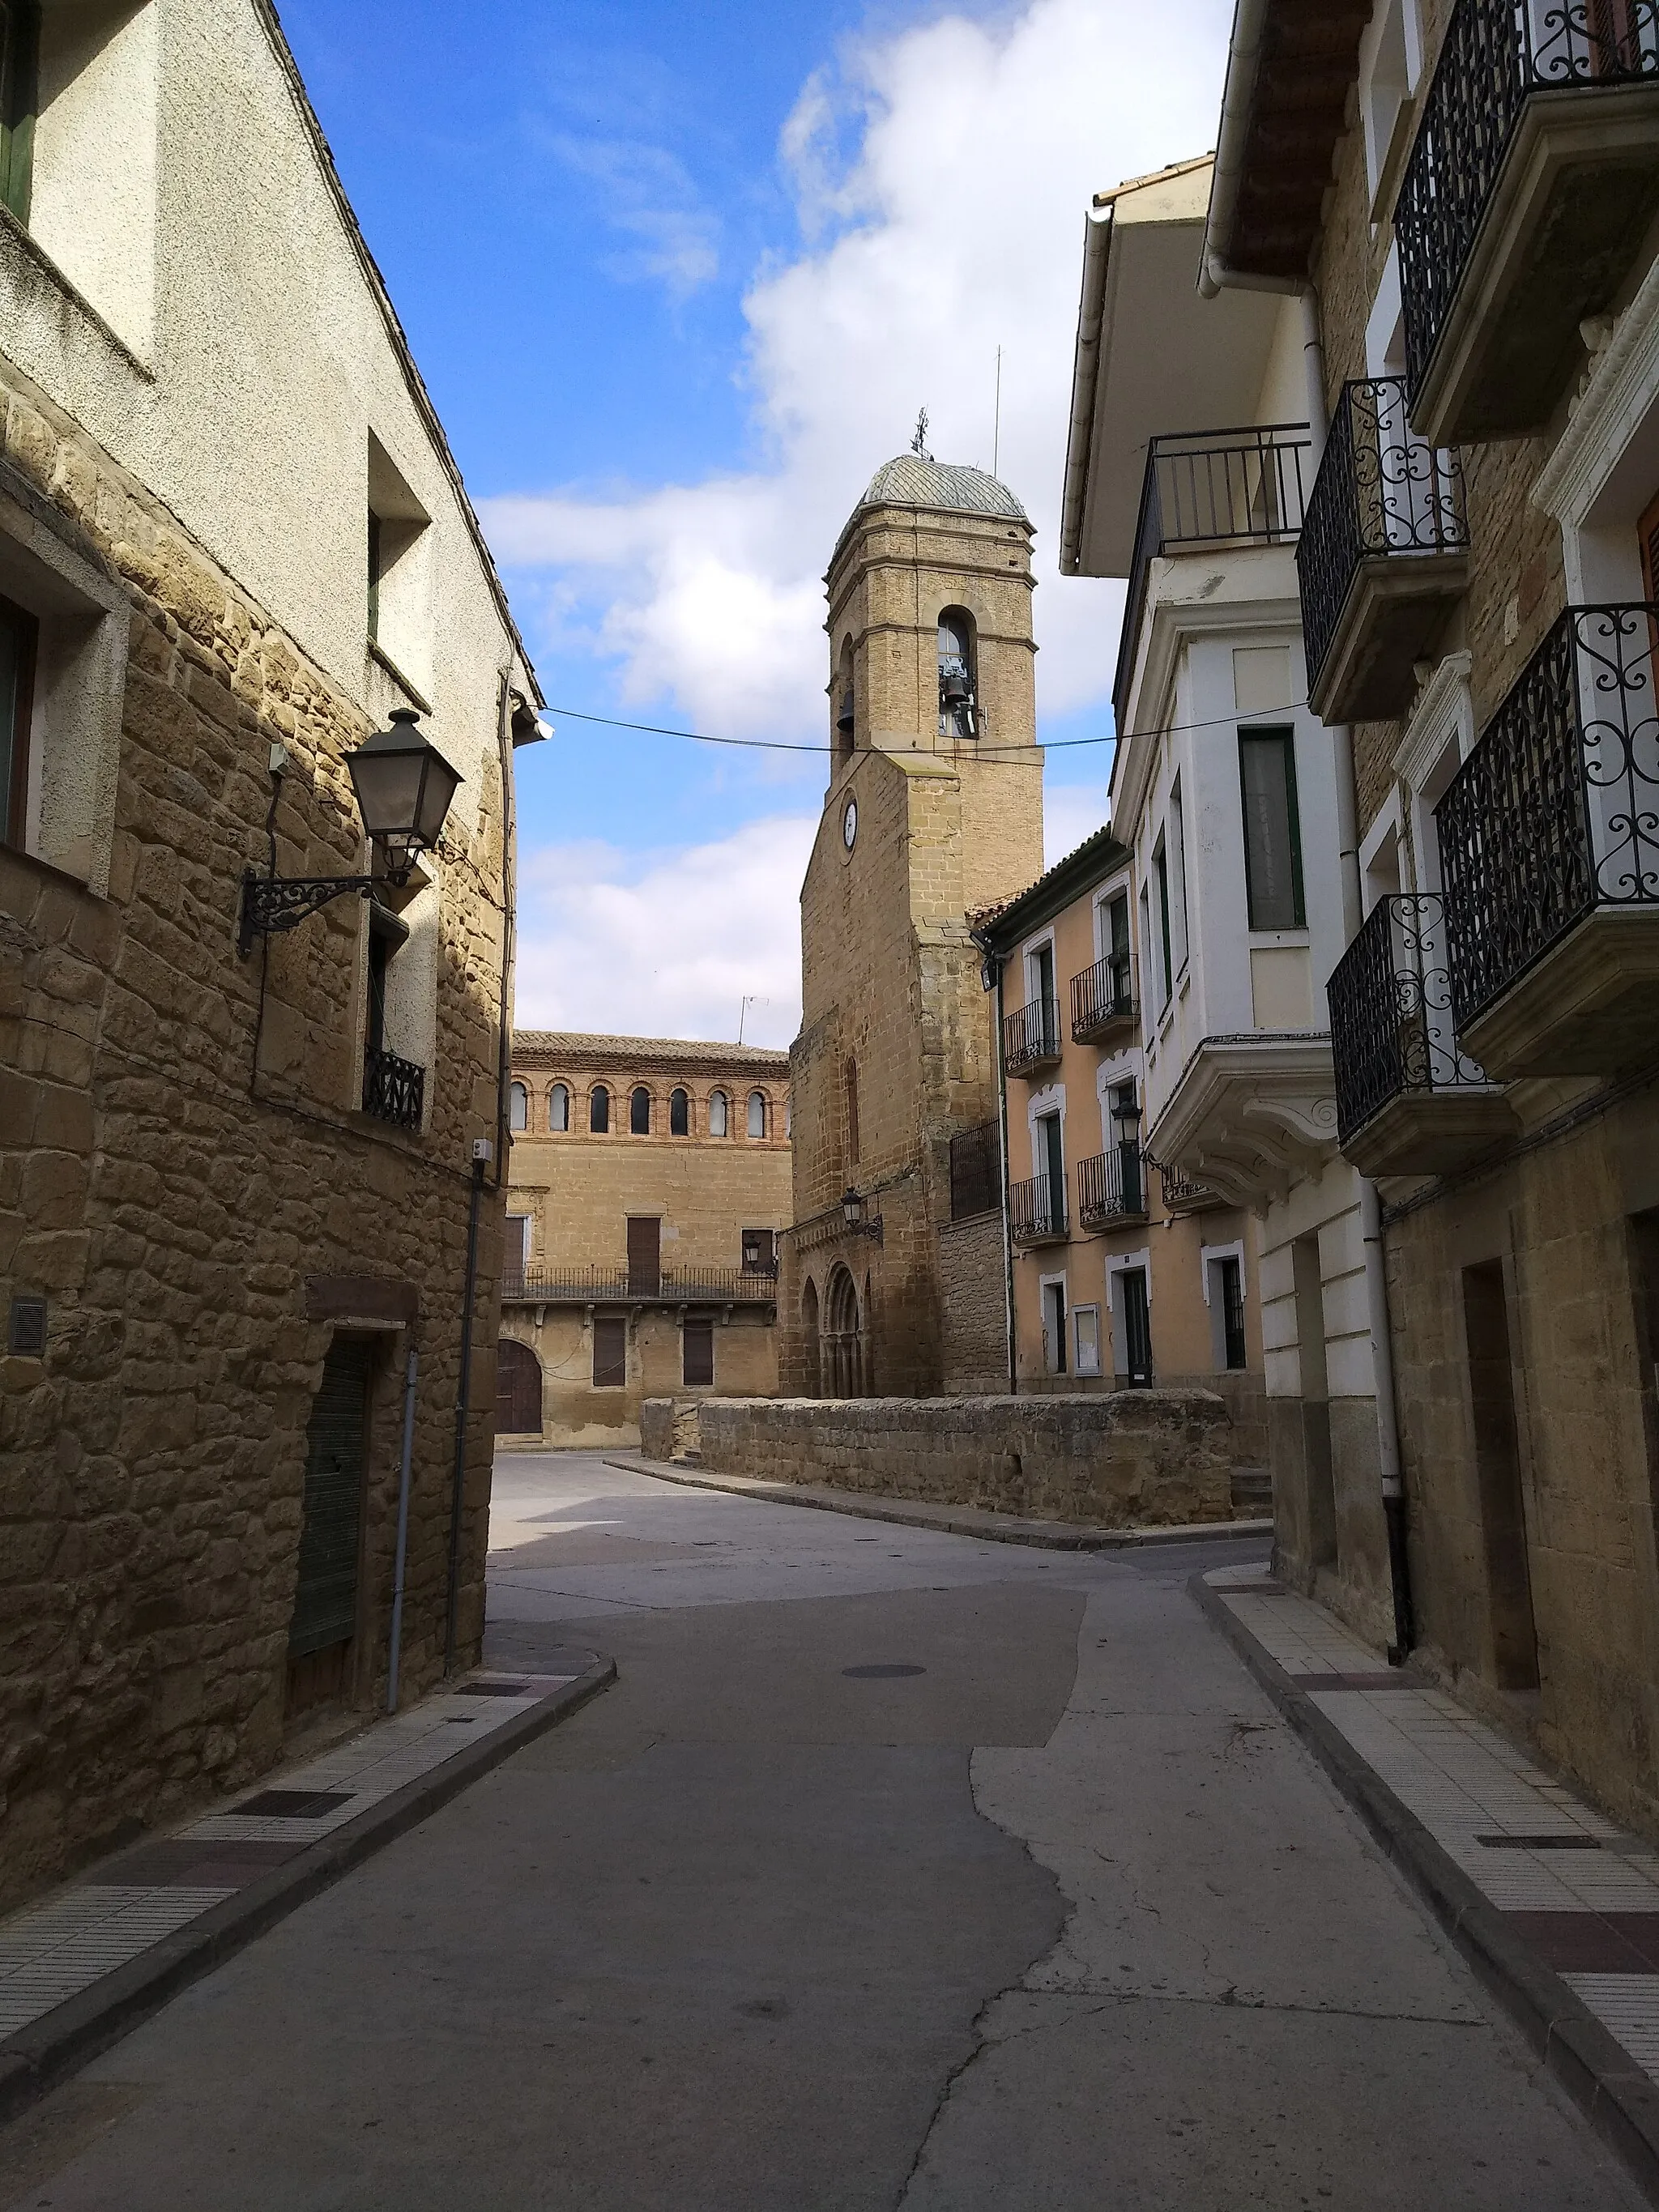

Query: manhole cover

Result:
[228,1788,355,1820]
[842,1664,926,1679]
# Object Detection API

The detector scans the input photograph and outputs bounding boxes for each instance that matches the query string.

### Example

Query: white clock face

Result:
[842,797,858,850]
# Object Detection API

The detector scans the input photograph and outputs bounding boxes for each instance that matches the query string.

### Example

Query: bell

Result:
[941,672,971,709]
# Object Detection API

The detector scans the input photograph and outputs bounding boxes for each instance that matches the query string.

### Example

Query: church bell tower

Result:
[780,449,1044,1398]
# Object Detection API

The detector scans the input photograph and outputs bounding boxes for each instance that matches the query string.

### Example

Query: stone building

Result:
[0,0,539,1910]
[1201,0,1659,1835]
[497,1033,791,1447]
[971,825,1268,1477]
[779,452,1044,1397]
[1061,154,1401,1646]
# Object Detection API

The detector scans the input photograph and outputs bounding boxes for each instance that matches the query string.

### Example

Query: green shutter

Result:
[290,1338,372,1656]
[0,2,38,225]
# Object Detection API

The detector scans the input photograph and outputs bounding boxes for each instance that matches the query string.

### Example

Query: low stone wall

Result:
[640,1392,1234,1528]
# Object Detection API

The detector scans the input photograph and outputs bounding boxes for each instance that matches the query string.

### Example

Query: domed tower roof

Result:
[857,454,1029,522]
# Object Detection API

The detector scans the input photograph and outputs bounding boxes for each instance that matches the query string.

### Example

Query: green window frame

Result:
[1154,842,1172,1004]
[0,590,37,849]
[1238,726,1306,931]
[0,1,37,226]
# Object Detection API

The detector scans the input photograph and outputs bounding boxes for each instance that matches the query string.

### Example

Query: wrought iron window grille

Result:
[1297,377,1469,691]
[1435,603,1659,1029]
[1395,0,1659,405]
[1327,893,1493,1145]
[362,1045,424,1130]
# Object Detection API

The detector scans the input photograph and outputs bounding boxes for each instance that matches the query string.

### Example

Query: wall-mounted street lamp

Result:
[1110,1087,1141,1136]
[238,707,463,957]
[842,1185,885,1242]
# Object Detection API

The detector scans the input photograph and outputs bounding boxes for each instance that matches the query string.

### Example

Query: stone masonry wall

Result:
[0,364,506,1911]
[936,1211,1008,1394]
[643,1392,1233,1530]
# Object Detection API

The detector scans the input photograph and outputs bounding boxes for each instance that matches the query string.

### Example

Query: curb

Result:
[0,1656,616,2129]
[606,1455,1272,1553]
[1192,1575,1659,2207]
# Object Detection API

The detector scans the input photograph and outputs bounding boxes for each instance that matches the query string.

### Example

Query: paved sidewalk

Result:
[0,1660,611,2121]
[1201,1562,1659,2200]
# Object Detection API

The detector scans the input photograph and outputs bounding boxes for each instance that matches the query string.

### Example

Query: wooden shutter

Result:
[290,1337,372,1657]
[683,1319,714,1387]
[593,1316,627,1387]
[626,1216,660,1295]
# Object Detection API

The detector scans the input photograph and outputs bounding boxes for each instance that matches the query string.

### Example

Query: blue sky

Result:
[281,0,1233,1044]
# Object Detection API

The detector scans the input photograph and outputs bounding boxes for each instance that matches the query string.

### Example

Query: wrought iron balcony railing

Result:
[501,1264,780,1306]
[1009,1174,1068,1243]
[1328,894,1493,1147]
[1070,955,1137,1044]
[1396,0,1659,412]
[1436,603,1659,1029]
[1297,377,1469,699]
[1113,424,1310,727]
[1158,1162,1225,1214]
[362,1046,424,1129]
[1002,996,1064,1076]
[1077,1144,1147,1228]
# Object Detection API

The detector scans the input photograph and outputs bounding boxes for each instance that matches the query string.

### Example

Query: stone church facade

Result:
[780,455,1044,1397]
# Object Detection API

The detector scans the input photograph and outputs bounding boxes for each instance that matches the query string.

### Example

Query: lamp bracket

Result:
[847,1216,884,1244]
[238,869,377,957]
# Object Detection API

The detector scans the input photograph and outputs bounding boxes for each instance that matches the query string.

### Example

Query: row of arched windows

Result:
[508,1080,783,1141]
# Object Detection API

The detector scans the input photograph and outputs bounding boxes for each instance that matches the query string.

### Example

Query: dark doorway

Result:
[1463,1259,1540,1692]
[1119,1267,1153,1386]
[593,1316,627,1388]
[288,1336,373,1716]
[626,1216,661,1296]
[683,1317,714,1387]
[496,1337,542,1436]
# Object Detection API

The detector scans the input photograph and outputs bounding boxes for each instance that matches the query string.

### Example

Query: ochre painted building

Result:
[499,1034,791,1446]
[780,454,1045,1398]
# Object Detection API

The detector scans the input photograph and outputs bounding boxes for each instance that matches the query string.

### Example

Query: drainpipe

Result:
[386,1344,418,1714]
[445,1151,488,1676]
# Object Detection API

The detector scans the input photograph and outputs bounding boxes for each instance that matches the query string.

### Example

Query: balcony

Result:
[362,1046,424,1129]
[1437,603,1659,1077]
[501,1265,779,1307]
[1003,996,1064,1078]
[1298,379,1469,722]
[1113,424,1311,728]
[1396,0,1659,445]
[1158,1163,1228,1216]
[1077,1144,1148,1230]
[1328,895,1516,1178]
[1070,955,1137,1047]
[1009,1174,1068,1246]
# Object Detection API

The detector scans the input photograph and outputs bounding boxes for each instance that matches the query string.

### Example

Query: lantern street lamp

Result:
[1110,1086,1141,1135]
[238,707,463,956]
[841,1185,884,1242]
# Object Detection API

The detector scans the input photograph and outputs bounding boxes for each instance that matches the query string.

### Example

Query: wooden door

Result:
[495,1337,542,1435]
[290,1337,371,1660]
[626,1215,660,1295]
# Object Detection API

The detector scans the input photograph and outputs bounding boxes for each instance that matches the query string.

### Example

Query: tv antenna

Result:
[992,345,1003,477]
[911,407,931,459]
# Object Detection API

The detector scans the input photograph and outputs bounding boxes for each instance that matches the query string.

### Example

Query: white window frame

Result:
[1038,1270,1068,1375]
[1106,1247,1154,1380]
[1201,1237,1247,1371]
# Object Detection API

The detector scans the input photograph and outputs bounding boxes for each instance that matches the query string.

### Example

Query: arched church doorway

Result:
[495,1337,543,1436]
[801,1277,821,1397]
[824,1264,864,1399]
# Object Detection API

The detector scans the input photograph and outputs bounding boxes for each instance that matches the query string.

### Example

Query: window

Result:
[592,1316,626,1389]
[742,1228,778,1275]
[1116,1267,1153,1386]
[835,637,855,764]
[1153,841,1172,1006]
[670,1086,689,1136]
[845,1059,860,1164]
[1042,1280,1068,1375]
[1239,728,1306,930]
[367,511,382,645]
[1214,1254,1247,1370]
[1073,1305,1102,1377]
[366,435,433,692]
[0,592,36,848]
[708,1089,728,1137]
[682,1317,715,1387]
[548,1082,569,1132]
[0,2,36,225]
[1102,890,1132,1008]
[1168,779,1189,977]
[507,1080,528,1132]
[363,900,409,1094]
[505,1213,531,1281]
[938,607,977,738]
[747,1089,767,1140]
[1036,1112,1064,1232]
[590,1084,610,1135]
[630,1085,652,1136]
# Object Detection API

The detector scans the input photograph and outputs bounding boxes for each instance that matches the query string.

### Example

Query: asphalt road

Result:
[0,1452,1645,2210]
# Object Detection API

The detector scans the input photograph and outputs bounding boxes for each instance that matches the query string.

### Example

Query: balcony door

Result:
[626,1215,661,1296]
[1028,941,1056,1050]
[1037,1112,1064,1232]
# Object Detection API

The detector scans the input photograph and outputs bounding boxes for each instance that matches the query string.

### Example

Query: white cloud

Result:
[547,136,720,297]
[485,0,1231,740]
[513,815,817,1049]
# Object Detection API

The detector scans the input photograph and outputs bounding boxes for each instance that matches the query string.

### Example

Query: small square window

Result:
[592,1316,626,1388]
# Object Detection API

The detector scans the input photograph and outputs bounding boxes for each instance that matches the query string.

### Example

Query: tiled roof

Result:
[859,454,1029,522]
[512,1030,790,1070]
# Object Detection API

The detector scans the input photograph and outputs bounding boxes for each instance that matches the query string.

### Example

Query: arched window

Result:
[834,637,855,765]
[670,1087,689,1136]
[548,1082,569,1132]
[938,607,977,739]
[508,1080,528,1132]
[630,1085,651,1135]
[747,1089,767,1140]
[590,1083,610,1134]
[708,1089,729,1137]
